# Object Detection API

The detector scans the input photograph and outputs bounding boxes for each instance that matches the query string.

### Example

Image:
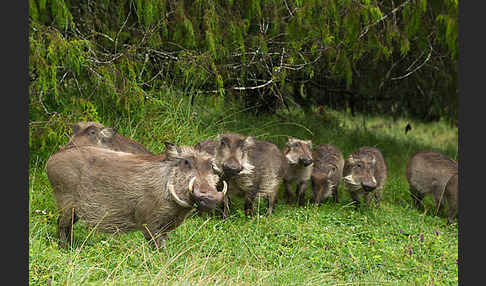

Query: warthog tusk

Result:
[343,175,357,185]
[167,180,192,208]
[188,177,196,194]
[221,180,228,196]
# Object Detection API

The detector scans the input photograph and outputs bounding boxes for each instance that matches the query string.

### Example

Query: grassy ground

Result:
[29,92,458,285]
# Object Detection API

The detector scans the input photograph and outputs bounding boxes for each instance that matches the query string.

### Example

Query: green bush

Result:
[29,0,458,149]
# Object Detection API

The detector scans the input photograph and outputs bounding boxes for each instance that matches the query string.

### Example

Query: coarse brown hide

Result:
[311,144,344,205]
[46,142,226,250]
[406,150,458,224]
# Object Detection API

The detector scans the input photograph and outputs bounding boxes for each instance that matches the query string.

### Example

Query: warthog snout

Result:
[222,162,242,175]
[191,178,227,211]
[361,181,377,192]
[300,157,313,167]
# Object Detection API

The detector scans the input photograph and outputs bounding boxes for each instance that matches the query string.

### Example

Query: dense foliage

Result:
[29,0,458,154]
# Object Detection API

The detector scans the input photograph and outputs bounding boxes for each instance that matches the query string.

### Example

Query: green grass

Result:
[29,92,458,285]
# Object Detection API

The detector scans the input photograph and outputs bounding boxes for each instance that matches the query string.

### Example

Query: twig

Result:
[148,48,179,60]
[284,0,294,17]
[358,0,412,40]
[391,45,432,80]
[114,6,132,55]
[139,53,149,79]
[85,53,124,64]
[73,74,83,97]
[59,71,69,85]
[141,68,165,86]
[38,90,58,116]
[232,79,274,91]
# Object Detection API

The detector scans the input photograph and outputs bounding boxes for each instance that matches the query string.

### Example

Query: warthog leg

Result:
[284,180,293,203]
[374,188,383,208]
[350,191,361,208]
[409,186,425,209]
[142,225,168,250]
[244,189,258,217]
[222,193,231,219]
[266,185,279,216]
[296,182,307,206]
[57,207,78,249]
[332,184,339,203]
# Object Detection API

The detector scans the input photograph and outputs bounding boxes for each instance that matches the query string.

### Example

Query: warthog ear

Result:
[285,138,293,147]
[346,155,355,165]
[100,127,117,141]
[165,142,180,158]
[72,123,83,135]
[216,134,226,146]
[243,136,255,147]
[306,140,313,150]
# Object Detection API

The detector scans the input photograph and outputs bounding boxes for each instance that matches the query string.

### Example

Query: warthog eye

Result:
[355,163,362,169]
[183,158,192,169]
[86,127,97,136]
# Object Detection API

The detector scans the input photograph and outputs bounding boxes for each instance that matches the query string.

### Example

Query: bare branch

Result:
[391,46,432,80]
[59,72,69,85]
[232,79,274,91]
[284,0,294,17]
[85,53,124,64]
[358,0,412,40]
[148,48,179,60]
[114,5,132,55]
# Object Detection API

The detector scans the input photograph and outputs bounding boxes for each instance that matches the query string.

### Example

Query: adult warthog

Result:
[46,142,226,249]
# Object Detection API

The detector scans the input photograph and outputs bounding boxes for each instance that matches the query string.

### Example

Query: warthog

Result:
[282,138,313,206]
[46,142,226,249]
[406,150,458,224]
[213,133,287,217]
[62,121,153,155]
[343,146,387,208]
[311,144,344,204]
